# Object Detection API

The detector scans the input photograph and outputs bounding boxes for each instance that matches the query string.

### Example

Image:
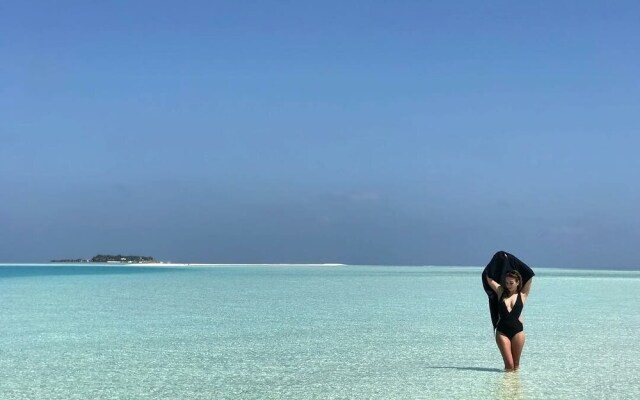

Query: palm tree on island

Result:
[50,254,159,263]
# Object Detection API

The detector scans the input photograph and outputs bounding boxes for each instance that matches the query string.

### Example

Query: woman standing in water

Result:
[485,270,533,371]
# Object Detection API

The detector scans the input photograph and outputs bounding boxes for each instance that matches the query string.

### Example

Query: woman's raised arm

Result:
[485,275,503,297]
[521,278,533,299]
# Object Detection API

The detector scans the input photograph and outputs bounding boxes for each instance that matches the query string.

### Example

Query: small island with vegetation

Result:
[51,254,160,264]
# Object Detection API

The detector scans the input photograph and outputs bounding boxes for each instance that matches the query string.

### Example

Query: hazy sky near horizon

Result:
[2,1,639,268]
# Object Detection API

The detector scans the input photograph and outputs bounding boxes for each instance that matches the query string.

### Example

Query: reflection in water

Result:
[497,371,524,400]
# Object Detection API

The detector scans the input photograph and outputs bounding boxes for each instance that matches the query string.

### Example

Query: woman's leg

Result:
[510,331,526,369]
[495,332,515,370]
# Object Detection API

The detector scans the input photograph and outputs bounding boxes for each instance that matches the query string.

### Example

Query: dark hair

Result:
[504,270,522,292]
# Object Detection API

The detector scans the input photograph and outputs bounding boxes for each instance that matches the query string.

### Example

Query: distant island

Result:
[50,254,159,264]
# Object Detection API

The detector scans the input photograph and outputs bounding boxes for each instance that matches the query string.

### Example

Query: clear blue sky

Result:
[2,1,639,267]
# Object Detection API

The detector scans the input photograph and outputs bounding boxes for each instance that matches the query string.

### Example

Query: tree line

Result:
[91,254,156,262]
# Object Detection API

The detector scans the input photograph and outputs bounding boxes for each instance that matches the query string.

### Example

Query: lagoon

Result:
[0,265,638,399]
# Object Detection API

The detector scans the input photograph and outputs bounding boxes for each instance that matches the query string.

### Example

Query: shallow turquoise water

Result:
[0,265,638,399]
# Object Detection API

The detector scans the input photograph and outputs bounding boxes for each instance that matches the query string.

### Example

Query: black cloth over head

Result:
[481,251,535,329]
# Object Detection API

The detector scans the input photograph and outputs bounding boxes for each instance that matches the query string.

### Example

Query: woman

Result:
[485,270,533,371]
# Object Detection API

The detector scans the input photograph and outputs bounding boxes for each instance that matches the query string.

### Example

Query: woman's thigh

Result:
[510,331,526,365]
[495,332,514,365]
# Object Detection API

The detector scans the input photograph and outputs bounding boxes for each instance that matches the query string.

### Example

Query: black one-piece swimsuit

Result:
[496,292,523,339]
